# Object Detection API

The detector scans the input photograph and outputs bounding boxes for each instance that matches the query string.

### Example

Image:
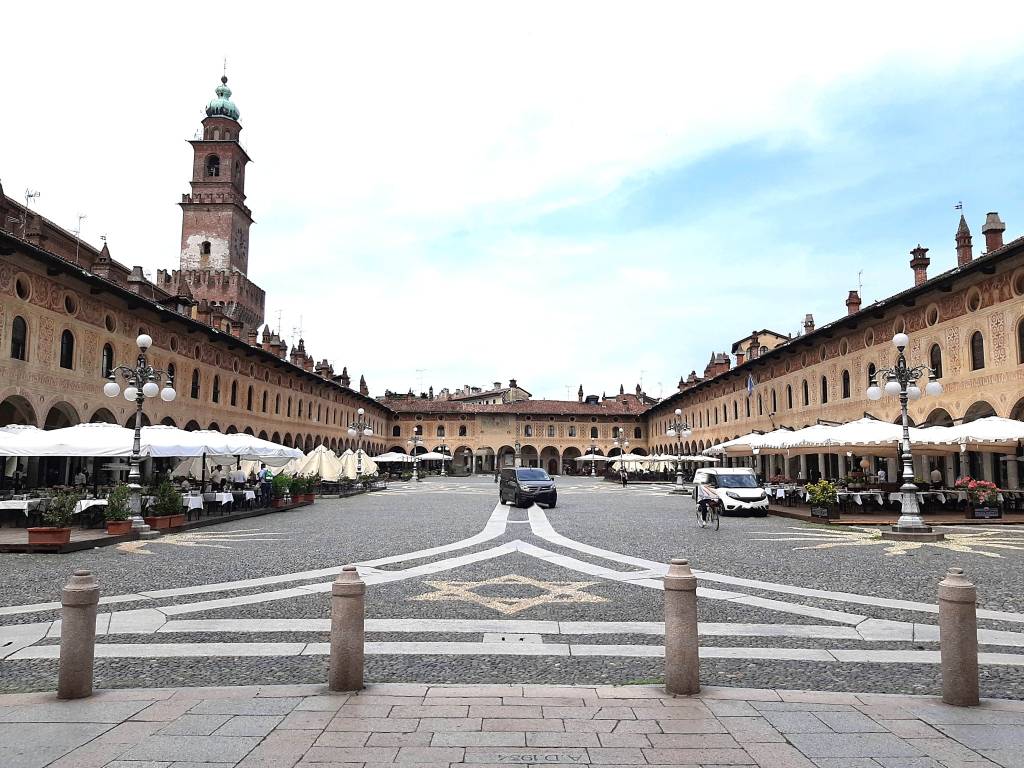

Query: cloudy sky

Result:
[3,3,1023,400]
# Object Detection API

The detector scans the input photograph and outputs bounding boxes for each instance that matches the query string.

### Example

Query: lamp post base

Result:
[882,526,945,542]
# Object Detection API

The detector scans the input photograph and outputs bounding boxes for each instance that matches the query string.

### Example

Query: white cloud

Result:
[2,2,1022,398]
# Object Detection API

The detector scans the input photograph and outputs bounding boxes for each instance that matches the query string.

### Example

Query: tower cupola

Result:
[206,76,240,121]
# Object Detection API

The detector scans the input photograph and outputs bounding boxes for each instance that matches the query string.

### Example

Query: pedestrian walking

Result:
[258,463,273,506]
[620,467,628,487]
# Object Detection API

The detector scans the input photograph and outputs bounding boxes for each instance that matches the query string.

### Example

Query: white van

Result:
[692,467,769,516]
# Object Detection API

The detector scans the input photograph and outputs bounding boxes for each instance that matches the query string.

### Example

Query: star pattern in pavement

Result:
[411,572,608,615]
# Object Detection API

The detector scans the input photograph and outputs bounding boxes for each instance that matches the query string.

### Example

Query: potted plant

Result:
[28,490,79,545]
[305,474,320,503]
[289,475,308,504]
[272,473,292,507]
[104,483,133,535]
[806,479,839,520]
[955,477,1001,519]
[145,480,184,529]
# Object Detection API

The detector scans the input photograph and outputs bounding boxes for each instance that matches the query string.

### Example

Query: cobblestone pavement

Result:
[3,476,1024,697]
[4,682,1024,768]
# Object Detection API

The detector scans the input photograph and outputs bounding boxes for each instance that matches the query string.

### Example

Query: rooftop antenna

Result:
[657,381,663,398]
[857,269,863,297]
[564,385,572,400]
[223,57,228,77]
[415,369,426,394]
[275,309,283,335]
[22,188,40,237]
[74,214,87,262]
[639,369,647,390]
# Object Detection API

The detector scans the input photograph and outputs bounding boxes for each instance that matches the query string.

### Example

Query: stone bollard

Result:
[58,570,100,700]
[664,558,700,695]
[938,567,979,706]
[329,565,365,692]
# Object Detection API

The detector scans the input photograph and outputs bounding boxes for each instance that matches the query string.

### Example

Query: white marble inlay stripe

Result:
[10,641,1024,666]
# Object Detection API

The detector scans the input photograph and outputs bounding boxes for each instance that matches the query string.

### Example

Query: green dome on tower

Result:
[206,76,240,121]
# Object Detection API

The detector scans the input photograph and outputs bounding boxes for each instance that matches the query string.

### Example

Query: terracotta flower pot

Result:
[272,498,286,508]
[144,515,173,530]
[28,527,72,545]
[167,514,186,528]
[105,520,132,536]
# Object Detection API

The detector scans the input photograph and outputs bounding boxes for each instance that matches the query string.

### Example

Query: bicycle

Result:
[696,498,720,531]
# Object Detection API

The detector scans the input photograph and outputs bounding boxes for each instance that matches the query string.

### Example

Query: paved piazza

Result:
[3,477,1024,698]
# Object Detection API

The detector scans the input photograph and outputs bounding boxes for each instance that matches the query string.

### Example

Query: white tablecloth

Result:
[182,494,204,511]
[203,492,234,506]
[837,491,884,506]
[0,498,44,516]
[73,499,107,516]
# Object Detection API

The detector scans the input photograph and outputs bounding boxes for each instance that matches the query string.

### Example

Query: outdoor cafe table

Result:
[0,497,46,526]
[182,494,204,511]
[837,490,885,507]
[203,492,234,509]
[232,489,257,509]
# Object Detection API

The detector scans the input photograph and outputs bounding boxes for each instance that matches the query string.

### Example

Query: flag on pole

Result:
[746,373,755,397]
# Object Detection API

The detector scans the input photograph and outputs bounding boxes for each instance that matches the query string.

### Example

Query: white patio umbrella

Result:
[341,449,379,479]
[293,444,346,481]
[417,451,453,461]
[705,429,795,457]
[371,452,417,463]
[940,416,1024,453]
[575,454,609,462]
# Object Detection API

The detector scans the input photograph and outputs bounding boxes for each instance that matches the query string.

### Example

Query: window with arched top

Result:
[524,425,533,437]
[633,426,642,439]
[437,425,445,437]
[246,386,253,411]
[733,401,738,420]
[298,401,303,418]
[200,241,211,256]
[757,394,763,415]
[820,376,829,404]
[867,363,877,386]
[802,379,809,406]
[930,344,943,378]
[745,398,750,417]
[59,330,75,369]
[414,424,422,435]
[230,380,238,407]
[287,397,292,417]
[1018,319,1024,365]
[167,363,176,386]
[206,155,220,177]
[212,376,221,403]
[590,426,598,439]
[970,331,985,370]
[392,425,401,437]
[771,389,777,413]
[841,370,851,399]
[459,425,467,437]
[101,343,114,378]
[275,394,280,414]
[10,316,27,361]
[786,384,793,409]
[262,391,267,412]
[190,370,200,399]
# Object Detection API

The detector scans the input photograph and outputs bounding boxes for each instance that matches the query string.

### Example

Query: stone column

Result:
[664,558,699,696]
[837,454,847,479]
[817,453,828,481]
[1005,454,1019,490]
[981,453,995,483]
[799,455,808,481]
[938,567,979,707]
[886,457,899,481]
[58,570,100,700]
[329,566,365,692]
[945,454,956,487]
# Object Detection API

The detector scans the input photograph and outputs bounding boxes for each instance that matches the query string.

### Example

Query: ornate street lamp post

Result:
[866,332,944,539]
[665,408,693,492]
[438,440,449,477]
[103,333,175,537]
[407,434,423,482]
[613,430,629,473]
[514,440,521,468]
[588,440,598,477]
[463,448,472,475]
[346,407,374,477]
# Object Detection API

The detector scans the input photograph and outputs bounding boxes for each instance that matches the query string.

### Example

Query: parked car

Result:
[691,467,768,516]
[499,467,557,508]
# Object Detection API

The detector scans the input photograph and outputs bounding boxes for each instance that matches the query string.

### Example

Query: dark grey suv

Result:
[499,467,557,508]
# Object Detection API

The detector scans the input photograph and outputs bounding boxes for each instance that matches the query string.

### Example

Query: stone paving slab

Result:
[1,683,1021,767]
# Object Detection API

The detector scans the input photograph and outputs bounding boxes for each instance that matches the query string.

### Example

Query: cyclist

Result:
[695,478,721,529]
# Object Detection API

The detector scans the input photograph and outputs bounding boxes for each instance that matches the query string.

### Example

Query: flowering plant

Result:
[954,477,1000,506]
[768,474,788,484]
[806,479,838,508]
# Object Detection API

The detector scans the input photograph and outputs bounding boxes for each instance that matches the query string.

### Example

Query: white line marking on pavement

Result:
[10,641,1024,666]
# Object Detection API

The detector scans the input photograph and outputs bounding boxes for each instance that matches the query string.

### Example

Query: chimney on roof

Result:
[429,385,434,400]
[955,214,973,266]
[635,383,642,396]
[229,320,244,339]
[359,375,368,396]
[803,313,815,334]
[340,366,350,388]
[910,244,930,286]
[982,212,1005,252]
[619,383,625,396]
[846,289,861,316]
[509,378,517,389]
[247,327,258,346]
[494,381,501,390]
[578,384,584,403]
[735,350,745,366]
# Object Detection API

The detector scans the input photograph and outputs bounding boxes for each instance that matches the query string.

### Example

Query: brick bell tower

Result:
[173,75,265,332]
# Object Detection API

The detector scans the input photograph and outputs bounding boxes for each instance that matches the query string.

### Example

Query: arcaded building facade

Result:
[645,214,1024,489]
[0,78,389,484]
